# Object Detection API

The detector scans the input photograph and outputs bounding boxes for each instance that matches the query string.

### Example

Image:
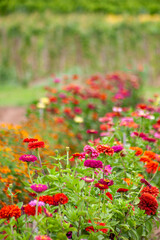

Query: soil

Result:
[0,106,27,124]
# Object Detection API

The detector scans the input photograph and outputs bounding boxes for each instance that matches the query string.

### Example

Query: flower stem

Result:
[28,163,33,184]
[36,195,39,218]
[150,164,159,181]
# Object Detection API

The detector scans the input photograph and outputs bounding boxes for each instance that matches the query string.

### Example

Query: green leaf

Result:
[129,229,140,240]
[17,202,23,209]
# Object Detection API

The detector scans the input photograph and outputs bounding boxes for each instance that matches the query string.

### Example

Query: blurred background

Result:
[0,0,160,113]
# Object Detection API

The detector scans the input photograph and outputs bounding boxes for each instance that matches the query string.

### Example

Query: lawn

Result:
[0,85,46,107]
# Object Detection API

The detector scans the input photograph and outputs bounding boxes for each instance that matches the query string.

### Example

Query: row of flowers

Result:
[0,132,159,239]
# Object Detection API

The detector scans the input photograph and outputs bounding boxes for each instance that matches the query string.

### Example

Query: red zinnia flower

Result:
[0,205,21,220]
[39,195,55,205]
[138,193,158,215]
[54,193,68,205]
[96,145,114,156]
[141,186,159,198]
[23,138,38,143]
[28,141,45,149]
[23,204,42,216]
[85,220,108,234]
[117,188,129,192]
[106,192,113,200]
[140,156,151,163]
[95,183,108,190]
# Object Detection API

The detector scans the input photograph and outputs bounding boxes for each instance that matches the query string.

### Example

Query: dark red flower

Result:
[95,183,108,190]
[28,141,45,149]
[138,193,158,215]
[117,188,129,193]
[54,193,68,205]
[141,186,159,198]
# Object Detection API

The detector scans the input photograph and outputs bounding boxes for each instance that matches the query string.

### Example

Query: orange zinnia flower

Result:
[130,147,143,156]
[0,205,21,219]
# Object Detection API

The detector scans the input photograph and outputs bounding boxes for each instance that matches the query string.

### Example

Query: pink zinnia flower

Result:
[43,207,53,217]
[29,200,45,207]
[35,236,52,240]
[31,184,48,193]
[81,177,94,183]
[19,154,37,163]
[83,145,99,159]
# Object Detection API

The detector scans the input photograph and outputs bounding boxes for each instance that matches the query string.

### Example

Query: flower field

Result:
[0,71,160,239]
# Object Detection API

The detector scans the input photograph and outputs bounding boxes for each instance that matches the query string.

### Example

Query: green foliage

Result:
[0,0,160,14]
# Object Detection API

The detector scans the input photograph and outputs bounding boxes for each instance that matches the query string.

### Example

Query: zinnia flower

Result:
[112,145,123,153]
[143,151,156,160]
[130,147,143,156]
[31,184,48,193]
[85,220,108,234]
[138,193,158,215]
[23,204,42,216]
[106,192,113,200]
[95,183,108,190]
[140,178,152,188]
[83,145,99,158]
[86,129,98,134]
[84,160,103,168]
[141,186,159,198]
[54,193,68,205]
[117,188,129,192]
[43,207,53,217]
[98,179,114,186]
[23,138,38,143]
[0,205,21,220]
[19,154,37,163]
[96,145,114,156]
[35,235,52,240]
[28,141,45,149]
[29,200,45,207]
[39,195,55,205]
[145,160,159,174]
[81,177,94,183]
[143,137,157,143]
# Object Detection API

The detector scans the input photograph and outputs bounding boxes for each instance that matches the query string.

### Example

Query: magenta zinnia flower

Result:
[31,184,48,193]
[19,154,37,163]
[140,179,152,188]
[86,129,98,134]
[112,145,123,153]
[84,160,103,168]
[98,179,114,186]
